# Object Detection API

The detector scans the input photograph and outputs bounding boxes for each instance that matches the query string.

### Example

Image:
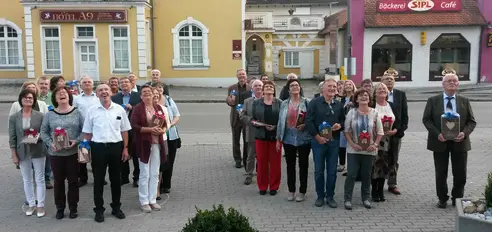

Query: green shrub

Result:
[182,204,259,232]
[485,172,492,208]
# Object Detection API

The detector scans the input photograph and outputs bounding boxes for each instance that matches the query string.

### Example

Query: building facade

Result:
[0,0,242,87]
[245,0,345,80]
[322,0,489,87]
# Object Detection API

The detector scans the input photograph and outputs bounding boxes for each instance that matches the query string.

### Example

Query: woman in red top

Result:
[130,85,168,213]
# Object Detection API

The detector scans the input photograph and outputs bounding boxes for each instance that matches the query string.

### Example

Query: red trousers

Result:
[255,140,282,191]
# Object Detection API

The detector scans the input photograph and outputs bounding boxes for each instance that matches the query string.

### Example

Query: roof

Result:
[365,0,486,27]
[319,9,348,35]
[246,0,343,5]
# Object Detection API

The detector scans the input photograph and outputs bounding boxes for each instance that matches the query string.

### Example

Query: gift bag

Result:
[53,127,70,150]
[441,112,460,140]
[358,130,370,151]
[150,110,166,128]
[318,121,332,140]
[381,115,393,133]
[78,140,91,163]
[296,111,307,127]
[21,128,40,144]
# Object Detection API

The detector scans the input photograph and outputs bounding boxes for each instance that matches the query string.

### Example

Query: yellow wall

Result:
[0,0,27,78]
[30,7,138,81]
[153,0,242,78]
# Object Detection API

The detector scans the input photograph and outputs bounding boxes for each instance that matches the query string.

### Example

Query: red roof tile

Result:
[365,0,486,27]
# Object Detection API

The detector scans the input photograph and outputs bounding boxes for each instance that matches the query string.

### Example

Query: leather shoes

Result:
[69,211,78,219]
[111,209,126,219]
[244,176,252,185]
[259,190,267,195]
[437,200,448,209]
[94,213,104,223]
[269,190,277,196]
[388,187,401,195]
[235,162,243,168]
[55,209,64,219]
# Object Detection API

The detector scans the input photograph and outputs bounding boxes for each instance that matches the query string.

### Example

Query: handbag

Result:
[165,95,182,149]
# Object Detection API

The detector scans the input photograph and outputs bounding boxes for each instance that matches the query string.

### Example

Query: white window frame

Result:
[40,24,63,75]
[0,18,24,69]
[171,17,210,70]
[74,25,95,39]
[284,51,300,68]
[109,25,131,74]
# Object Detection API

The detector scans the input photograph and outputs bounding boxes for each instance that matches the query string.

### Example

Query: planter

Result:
[455,198,492,232]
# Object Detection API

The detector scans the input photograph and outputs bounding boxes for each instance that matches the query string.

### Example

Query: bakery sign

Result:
[40,10,127,23]
[377,0,462,13]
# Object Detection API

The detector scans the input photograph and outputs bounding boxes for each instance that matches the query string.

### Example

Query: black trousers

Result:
[433,149,467,202]
[51,154,79,211]
[121,155,139,182]
[161,139,179,189]
[283,143,311,194]
[339,147,346,166]
[91,141,123,213]
[232,122,247,166]
[78,163,88,183]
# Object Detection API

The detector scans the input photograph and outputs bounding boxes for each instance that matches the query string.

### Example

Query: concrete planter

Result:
[455,198,492,232]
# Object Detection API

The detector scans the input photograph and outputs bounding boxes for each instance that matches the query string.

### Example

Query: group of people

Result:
[8,69,182,222]
[227,67,475,210]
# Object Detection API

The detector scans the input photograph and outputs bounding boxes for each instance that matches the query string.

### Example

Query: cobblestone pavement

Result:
[0,102,491,232]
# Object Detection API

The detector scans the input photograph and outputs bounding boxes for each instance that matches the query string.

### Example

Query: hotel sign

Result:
[377,0,462,13]
[40,10,127,23]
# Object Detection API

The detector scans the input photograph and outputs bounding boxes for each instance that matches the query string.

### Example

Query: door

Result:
[77,43,98,80]
[300,51,314,79]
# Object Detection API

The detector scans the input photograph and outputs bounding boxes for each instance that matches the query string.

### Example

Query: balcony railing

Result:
[245,12,324,31]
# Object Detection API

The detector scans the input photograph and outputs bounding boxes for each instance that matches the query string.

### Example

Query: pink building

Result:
[321,0,489,87]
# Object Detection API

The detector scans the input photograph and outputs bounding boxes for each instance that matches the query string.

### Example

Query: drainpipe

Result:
[477,25,484,84]
[150,0,156,75]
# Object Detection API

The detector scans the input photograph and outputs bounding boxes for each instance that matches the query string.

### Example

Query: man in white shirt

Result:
[73,76,100,187]
[128,72,141,92]
[83,84,131,223]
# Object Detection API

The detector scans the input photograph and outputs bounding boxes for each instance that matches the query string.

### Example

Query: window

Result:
[110,26,130,73]
[429,33,470,81]
[0,24,23,68]
[371,34,412,82]
[284,51,300,67]
[172,17,210,69]
[76,26,94,38]
[42,26,62,74]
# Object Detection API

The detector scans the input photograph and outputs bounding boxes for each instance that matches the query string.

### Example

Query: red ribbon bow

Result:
[359,131,370,140]
[381,115,393,123]
[54,128,66,136]
[154,111,166,120]
[24,129,38,136]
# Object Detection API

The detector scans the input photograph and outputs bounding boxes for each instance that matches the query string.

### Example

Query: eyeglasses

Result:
[444,80,458,83]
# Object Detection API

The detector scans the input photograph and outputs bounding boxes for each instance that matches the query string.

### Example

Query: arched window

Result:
[0,21,24,68]
[429,33,470,81]
[172,17,209,69]
[371,34,412,81]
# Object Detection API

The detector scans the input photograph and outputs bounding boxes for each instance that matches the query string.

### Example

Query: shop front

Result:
[362,0,487,87]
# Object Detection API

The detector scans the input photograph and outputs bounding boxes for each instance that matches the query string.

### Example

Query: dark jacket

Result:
[130,103,167,164]
[111,91,141,120]
[251,97,282,140]
[371,101,401,133]
[390,88,409,138]
[305,96,345,140]
[422,94,476,153]
[226,82,251,127]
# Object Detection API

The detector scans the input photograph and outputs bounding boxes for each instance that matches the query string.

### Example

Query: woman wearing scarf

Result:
[130,85,168,213]
[276,79,311,202]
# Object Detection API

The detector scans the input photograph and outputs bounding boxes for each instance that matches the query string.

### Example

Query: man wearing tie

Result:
[422,68,476,208]
[381,68,408,195]
[111,77,141,187]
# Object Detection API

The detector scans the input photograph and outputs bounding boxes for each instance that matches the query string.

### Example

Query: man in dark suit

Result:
[226,69,251,168]
[145,69,170,95]
[128,72,141,93]
[381,70,408,195]
[111,76,142,187]
[422,72,476,208]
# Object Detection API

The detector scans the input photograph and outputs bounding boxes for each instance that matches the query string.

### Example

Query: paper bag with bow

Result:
[53,127,70,150]
[441,112,460,140]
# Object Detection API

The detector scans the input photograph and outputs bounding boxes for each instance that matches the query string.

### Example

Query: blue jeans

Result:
[312,138,339,199]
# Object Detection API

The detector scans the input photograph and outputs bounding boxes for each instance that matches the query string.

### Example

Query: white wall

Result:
[363,27,481,87]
